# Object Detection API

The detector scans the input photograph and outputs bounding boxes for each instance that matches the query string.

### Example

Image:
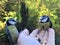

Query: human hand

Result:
[17,28,41,45]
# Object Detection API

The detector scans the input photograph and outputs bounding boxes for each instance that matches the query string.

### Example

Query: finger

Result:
[19,28,29,36]
[29,29,39,38]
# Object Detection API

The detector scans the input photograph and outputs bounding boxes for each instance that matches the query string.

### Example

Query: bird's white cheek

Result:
[9,21,16,25]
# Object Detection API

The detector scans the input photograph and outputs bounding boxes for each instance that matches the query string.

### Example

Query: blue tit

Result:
[6,18,19,45]
[37,15,52,30]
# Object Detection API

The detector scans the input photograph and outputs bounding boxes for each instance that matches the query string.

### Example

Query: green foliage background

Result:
[0,0,60,45]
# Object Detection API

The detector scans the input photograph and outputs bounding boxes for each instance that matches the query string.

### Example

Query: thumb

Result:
[29,29,39,38]
[17,28,29,45]
[19,28,29,37]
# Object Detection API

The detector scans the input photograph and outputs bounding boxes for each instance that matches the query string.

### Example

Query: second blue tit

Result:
[37,15,52,30]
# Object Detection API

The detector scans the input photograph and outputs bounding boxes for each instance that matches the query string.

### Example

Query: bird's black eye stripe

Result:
[9,20,16,22]
[12,20,16,22]
[41,17,45,20]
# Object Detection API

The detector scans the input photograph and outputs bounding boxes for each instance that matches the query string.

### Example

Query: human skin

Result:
[17,28,55,45]
[17,29,41,45]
